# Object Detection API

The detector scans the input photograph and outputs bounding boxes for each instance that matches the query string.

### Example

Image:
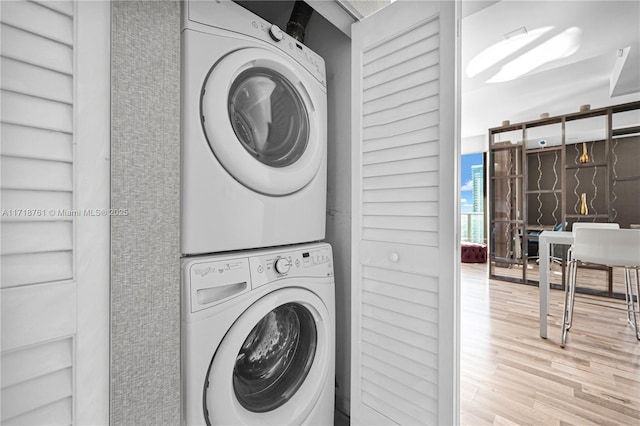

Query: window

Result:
[461,153,485,243]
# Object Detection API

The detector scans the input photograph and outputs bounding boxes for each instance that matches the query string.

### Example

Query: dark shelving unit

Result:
[488,100,640,296]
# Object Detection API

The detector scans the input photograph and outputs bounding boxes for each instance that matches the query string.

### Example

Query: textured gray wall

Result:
[110,1,181,424]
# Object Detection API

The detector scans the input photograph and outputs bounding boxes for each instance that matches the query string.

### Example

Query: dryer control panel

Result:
[249,244,333,289]
[184,0,326,87]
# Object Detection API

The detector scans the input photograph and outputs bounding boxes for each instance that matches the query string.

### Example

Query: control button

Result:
[269,24,284,42]
[295,259,300,267]
[257,265,264,273]
[274,257,291,274]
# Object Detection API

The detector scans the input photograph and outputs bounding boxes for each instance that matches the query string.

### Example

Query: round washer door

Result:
[202,47,323,196]
[204,288,332,425]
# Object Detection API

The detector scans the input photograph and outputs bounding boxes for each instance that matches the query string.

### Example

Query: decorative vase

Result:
[580,193,589,215]
[579,142,590,164]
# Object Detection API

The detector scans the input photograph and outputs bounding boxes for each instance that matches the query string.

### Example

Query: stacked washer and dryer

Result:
[180,1,334,425]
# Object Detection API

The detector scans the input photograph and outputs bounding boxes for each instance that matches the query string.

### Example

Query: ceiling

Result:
[461,1,640,151]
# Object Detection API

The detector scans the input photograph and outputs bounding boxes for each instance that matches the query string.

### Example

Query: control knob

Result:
[274,257,291,274]
[269,24,284,42]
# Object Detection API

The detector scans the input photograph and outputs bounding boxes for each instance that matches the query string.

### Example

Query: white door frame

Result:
[74,1,111,423]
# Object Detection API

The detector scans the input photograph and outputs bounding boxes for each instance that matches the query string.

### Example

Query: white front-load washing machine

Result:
[181,0,328,255]
[181,242,335,425]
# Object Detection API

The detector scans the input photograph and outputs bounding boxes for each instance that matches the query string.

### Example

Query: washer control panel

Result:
[186,257,251,312]
[249,244,333,288]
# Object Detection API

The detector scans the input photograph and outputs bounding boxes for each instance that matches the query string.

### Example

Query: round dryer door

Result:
[204,288,332,425]
[201,47,324,196]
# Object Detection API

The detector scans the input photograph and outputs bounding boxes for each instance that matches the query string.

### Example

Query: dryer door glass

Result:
[233,303,317,412]
[229,68,309,168]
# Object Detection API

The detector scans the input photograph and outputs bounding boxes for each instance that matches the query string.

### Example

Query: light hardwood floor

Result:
[461,262,640,425]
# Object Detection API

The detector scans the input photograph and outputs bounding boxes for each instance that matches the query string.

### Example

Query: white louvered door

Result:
[351,1,458,425]
[1,1,110,424]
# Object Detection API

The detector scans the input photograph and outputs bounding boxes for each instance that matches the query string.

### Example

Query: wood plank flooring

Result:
[461,262,640,425]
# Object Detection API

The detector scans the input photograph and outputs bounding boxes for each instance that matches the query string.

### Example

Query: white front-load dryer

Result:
[181,242,335,425]
[181,0,328,255]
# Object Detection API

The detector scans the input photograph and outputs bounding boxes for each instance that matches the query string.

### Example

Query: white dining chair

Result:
[561,224,640,347]
[562,223,620,340]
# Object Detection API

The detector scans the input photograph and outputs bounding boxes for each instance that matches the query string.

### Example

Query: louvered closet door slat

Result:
[363,141,438,165]
[363,96,438,129]
[1,222,73,255]
[363,80,438,116]
[363,156,439,177]
[361,341,437,384]
[363,65,438,104]
[1,157,73,191]
[363,17,439,67]
[1,397,72,426]
[1,190,73,220]
[362,312,437,350]
[363,201,438,217]
[364,50,439,91]
[352,1,456,425]
[363,359,437,407]
[0,24,73,74]
[361,388,425,426]
[31,0,74,17]
[363,111,438,140]
[362,186,438,203]
[0,281,75,351]
[1,57,74,104]
[362,228,438,246]
[1,338,73,387]
[1,90,73,133]
[362,359,436,403]
[361,328,437,368]
[363,215,437,232]
[362,302,435,335]
[1,367,73,423]
[363,171,439,191]
[1,0,73,45]
[1,251,73,288]
[1,123,73,162]
[363,264,439,296]
[363,127,439,154]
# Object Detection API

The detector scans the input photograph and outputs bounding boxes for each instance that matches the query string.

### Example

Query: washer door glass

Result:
[229,67,309,168]
[233,303,317,412]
